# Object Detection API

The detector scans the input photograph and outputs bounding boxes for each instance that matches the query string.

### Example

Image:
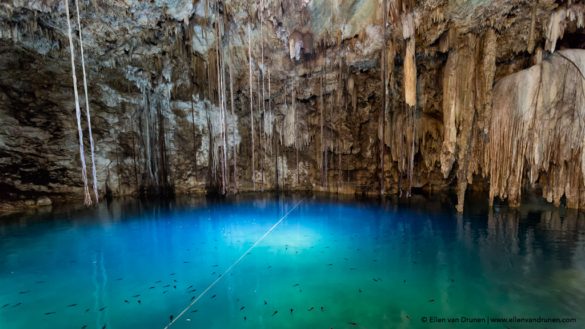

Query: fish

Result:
[348,321,358,326]
[211,294,216,299]
[243,316,247,321]
[272,310,278,316]
[132,294,141,298]
[13,303,22,308]
[2,303,10,308]
[85,308,90,312]
[67,304,78,307]
[240,306,245,311]
[292,283,300,287]
[290,308,294,314]
[99,307,106,311]
[191,309,198,313]
[19,290,30,295]
[163,290,168,294]
[264,300,268,305]
[173,285,177,289]
[44,312,56,315]
[81,325,87,329]
[163,285,171,288]
[403,280,407,283]
[358,289,362,293]
[170,273,176,276]
[327,263,333,266]
[428,299,435,303]
[137,300,141,304]
[187,285,193,289]
[307,307,314,311]
[320,306,325,312]
[191,296,196,301]
[102,325,106,329]
[124,300,129,304]
[169,315,174,322]
[155,280,162,283]
[188,288,197,293]
[116,278,123,281]
[149,286,155,289]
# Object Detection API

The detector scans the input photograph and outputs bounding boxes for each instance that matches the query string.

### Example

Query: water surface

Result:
[1,194,584,329]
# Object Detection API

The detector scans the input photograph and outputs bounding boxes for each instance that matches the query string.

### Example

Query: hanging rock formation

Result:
[0,0,584,212]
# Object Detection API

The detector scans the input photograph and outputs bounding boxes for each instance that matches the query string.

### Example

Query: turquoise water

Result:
[1,195,584,329]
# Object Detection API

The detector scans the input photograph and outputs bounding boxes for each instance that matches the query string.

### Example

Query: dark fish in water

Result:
[290,308,294,314]
[173,279,177,283]
[85,308,90,312]
[2,304,10,308]
[173,285,177,289]
[169,315,174,322]
[264,300,268,305]
[187,285,193,289]
[162,290,168,294]
[327,263,333,266]
[116,278,123,281]
[99,307,106,311]
[358,289,362,293]
[243,316,247,321]
[81,325,87,329]
[155,280,162,283]
[272,310,278,316]
[188,288,197,293]
[428,299,435,303]
[211,294,216,299]
[19,290,30,295]
[191,309,198,313]
[320,306,324,312]
[292,283,300,287]
[403,280,407,284]
[348,322,358,326]
[170,273,175,276]
[183,261,190,264]
[372,278,378,282]
[132,294,140,298]
[163,285,171,288]
[240,306,245,311]
[67,304,78,307]
[307,307,314,311]
[149,286,155,289]
[44,312,56,315]
[124,300,129,303]
[137,300,141,304]
[13,303,22,308]
[102,325,106,329]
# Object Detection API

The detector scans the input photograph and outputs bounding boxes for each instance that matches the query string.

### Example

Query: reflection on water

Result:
[0,193,584,329]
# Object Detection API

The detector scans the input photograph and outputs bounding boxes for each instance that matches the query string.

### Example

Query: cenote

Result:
[1,194,584,329]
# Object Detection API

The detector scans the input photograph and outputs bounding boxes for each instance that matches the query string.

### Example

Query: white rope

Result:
[74,0,99,203]
[65,0,92,206]
[164,199,304,328]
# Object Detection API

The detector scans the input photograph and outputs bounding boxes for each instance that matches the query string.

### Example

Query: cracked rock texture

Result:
[0,0,584,211]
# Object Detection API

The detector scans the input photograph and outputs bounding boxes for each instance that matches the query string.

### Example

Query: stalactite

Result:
[64,0,92,206]
[248,23,255,191]
[404,37,416,108]
[74,0,98,203]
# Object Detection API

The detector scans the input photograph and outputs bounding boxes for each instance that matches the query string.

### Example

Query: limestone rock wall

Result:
[0,0,584,211]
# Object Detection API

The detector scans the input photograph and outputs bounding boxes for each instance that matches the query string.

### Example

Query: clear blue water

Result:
[1,194,584,329]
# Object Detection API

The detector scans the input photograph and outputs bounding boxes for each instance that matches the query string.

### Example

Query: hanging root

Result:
[75,0,99,203]
[65,0,92,206]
